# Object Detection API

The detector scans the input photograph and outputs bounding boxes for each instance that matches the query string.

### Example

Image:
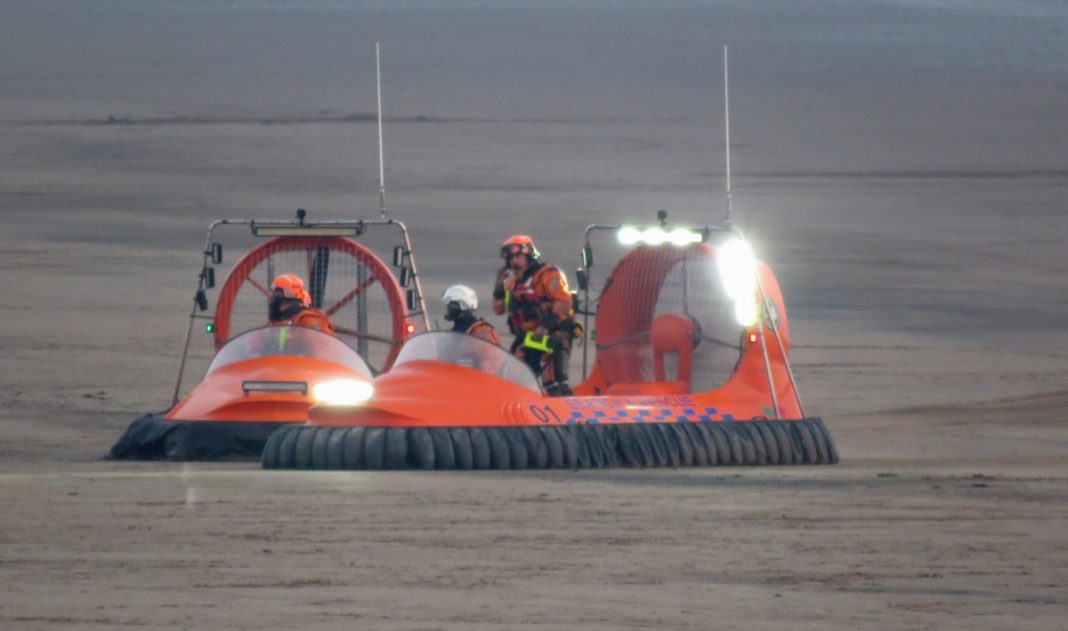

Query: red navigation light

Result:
[404,322,416,336]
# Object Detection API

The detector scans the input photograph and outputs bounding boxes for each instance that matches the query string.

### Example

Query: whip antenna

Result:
[723,44,733,226]
[375,41,387,218]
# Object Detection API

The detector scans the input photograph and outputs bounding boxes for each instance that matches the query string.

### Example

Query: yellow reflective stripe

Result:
[522,331,552,353]
[277,326,288,352]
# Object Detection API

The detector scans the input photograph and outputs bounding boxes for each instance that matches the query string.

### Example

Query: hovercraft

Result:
[262,218,838,470]
[110,212,428,460]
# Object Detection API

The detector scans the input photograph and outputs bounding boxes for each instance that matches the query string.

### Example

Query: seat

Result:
[650,312,698,392]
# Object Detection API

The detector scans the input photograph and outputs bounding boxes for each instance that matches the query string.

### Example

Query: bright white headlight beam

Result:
[643,227,667,245]
[668,228,703,246]
[313,379,374,406]
[716,237,759,326]
[617,226,641,245]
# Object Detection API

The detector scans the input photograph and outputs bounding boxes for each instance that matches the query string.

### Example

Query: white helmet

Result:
[441,284,478,311]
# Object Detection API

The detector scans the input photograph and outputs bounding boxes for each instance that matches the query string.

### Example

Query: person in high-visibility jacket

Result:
[267,273,336,335]
[492,235,577,396]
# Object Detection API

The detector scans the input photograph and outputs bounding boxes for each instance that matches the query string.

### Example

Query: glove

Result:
[495,266,511,284]
[493,267,510,300]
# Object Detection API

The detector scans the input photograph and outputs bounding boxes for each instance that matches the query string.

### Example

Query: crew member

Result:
[267,273,336,335]
[492,235,576,396]
[442,284,500,345]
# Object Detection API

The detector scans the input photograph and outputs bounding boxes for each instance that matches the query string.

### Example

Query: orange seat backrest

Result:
[650,313,697,391]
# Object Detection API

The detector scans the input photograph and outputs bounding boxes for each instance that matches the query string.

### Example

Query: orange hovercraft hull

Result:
[110,352,372,460]
[111,228,411,461]
[262,239,838,470]
[262,357,836,470]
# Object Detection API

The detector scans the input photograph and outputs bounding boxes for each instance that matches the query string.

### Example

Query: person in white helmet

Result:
[442,284,500,346]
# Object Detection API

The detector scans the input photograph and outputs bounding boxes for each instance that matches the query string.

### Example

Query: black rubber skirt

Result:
[261,418,838,470]
[109,413,294,461]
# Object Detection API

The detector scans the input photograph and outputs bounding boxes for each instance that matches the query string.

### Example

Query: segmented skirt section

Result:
[261,419,838,470]
[109,413,290,461]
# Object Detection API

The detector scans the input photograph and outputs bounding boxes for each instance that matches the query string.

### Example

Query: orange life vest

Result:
[494,263,573,334]
[271,308,336,335]
[465,319,501,346]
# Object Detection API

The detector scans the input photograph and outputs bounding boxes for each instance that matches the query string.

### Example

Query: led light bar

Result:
[242,380,309,394]
[617,226,703,246]
[251,225,361,237]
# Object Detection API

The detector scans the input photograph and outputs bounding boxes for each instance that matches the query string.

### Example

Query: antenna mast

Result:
[723,44,733,226]
[375,41,387,218]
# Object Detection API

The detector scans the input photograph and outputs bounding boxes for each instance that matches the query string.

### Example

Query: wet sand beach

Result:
[2,2,1067,629]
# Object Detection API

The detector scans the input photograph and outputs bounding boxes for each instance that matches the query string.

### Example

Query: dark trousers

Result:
[512,332,572,394]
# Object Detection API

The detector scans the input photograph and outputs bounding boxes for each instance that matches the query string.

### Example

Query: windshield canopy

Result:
[394,332,542,393]
[208,325,373,379]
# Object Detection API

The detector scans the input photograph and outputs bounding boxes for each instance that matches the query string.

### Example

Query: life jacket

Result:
[270,308,336,335]
[499,263,573,335]
[451,312,500,346]
[465,320,500,346]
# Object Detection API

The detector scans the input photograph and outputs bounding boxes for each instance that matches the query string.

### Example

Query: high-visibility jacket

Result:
[493,263,573,335]
[465,319,501,346]
[270,308,336,335]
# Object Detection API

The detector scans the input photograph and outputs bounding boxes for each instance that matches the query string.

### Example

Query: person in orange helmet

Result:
[267,273,336,335]
[492,235,577,396]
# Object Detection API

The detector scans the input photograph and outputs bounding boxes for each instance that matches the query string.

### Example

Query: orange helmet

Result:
[500,234,540,261]
[271,273,311,307]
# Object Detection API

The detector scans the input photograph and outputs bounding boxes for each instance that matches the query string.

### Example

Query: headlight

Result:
[312,379,374,405]
[667,227,703,246]
[642,227,668,245]
[618,226,641,245]
[617,226,702,246]
[716,237,759,326]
